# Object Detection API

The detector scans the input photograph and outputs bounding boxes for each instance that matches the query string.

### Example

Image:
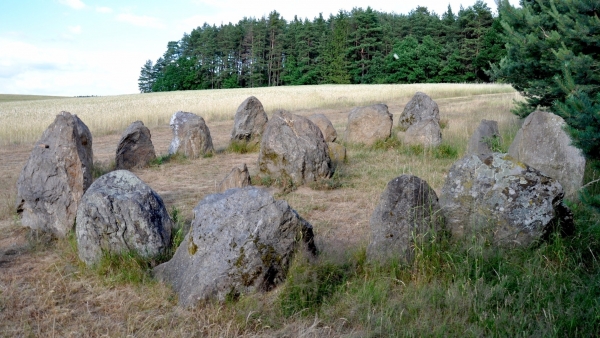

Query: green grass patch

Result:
[227,140,260,154]
[150,152,188,166]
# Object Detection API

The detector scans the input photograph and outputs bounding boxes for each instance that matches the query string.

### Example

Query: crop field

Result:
[1,84,598,337]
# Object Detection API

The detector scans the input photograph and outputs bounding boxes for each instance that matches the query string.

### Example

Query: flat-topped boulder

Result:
[398,92,440,130]
[115,121,156,170]
[230,96,268,145]
[16,111,93,237]
[153,187,316,306]
[344,104,393,146]
[168,111,214,158]
[508,111,585,199]
[400,117,442,147]
[76,170,173,266]
[258,110,332,186]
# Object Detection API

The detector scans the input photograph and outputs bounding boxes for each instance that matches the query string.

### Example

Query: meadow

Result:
[1,84,598,337]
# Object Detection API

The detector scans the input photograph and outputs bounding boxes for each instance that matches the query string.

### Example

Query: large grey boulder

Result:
[308,114,337,142]
[467,119,502,157]
[15,111,93,237]
[217,164,251,193]
[400,117,442,147]
[258,110,332,186]
[231,96,268,145]
[344,104,393,146]
[398,92,440,130]
[76,170,173,266]
[168,111,214,158]
[508,111,585,199]
[153,187,317,306]
[440,153,573,246]
[367,175,444,263]
[115,121,156,170]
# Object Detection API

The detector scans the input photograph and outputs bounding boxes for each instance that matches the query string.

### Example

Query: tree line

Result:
[138,1,505,92]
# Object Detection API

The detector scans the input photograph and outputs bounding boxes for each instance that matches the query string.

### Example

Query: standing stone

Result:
[230,96,268,145]
[15,112,93,237]
[467,119,503,157]
[217,164,251,193]
[439,153,573,247]
[344,104,393,146]
[398,92,440,130]
[76,170,173,266]
[258,110,332,186]
[168,111,214,158]
[400,117,442,147]
[327,142,347,165]
[153,187,317,306]
[368,175,444,263]
[115,121,156,170]
[308,114,337,142]
[508,111,585,199]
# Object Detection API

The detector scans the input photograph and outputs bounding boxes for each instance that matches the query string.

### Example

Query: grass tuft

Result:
[227,140,260,154]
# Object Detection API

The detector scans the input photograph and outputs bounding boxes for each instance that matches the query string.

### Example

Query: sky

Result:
[0,0,516,97]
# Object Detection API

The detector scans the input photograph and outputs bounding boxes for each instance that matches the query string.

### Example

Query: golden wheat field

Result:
[0,84,524,337]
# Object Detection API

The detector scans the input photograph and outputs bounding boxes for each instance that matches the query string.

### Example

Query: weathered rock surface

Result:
[153,187,316,306]
[398,92,440,130]
[231,96,268,144]
[168,111,214,158]
[217,164,251,193]
[440,153,573,246]
[401,117,442,147]
[115,121,156,170]
[367,175,444,263]
[16,111,93,237]
[76,170,173,266]
[508,111,585,199]
[308,114,337,142]
[327,142,347,165]
[467,119,502,157]
[344,104,393,145]
[258,110,332,185]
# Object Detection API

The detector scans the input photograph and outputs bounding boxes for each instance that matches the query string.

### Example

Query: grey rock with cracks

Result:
[168,111,214,158]
[153,187,317,306]
[16,111,93,237]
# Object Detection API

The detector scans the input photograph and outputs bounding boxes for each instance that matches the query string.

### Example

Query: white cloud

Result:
[68,25,82,34]
[58,0,85,10]
[95,6,113,14]
[0,37,142,96]
[117,13,165,29]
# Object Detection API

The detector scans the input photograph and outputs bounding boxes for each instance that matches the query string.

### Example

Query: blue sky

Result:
[0,0,515,96]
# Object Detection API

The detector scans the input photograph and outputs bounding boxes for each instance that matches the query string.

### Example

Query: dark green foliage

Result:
[140,3,504,91]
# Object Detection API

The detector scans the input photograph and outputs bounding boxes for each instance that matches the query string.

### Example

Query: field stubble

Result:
[7,84,592,337]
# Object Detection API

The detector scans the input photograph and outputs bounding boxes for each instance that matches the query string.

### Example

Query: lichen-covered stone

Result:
[115,121,156,170]
[230,96,268,145]
[217,164,251,193]
[508,111,585,199]
[344,104,393,145]
[258,110,332,186]
[76,170,173,266]
[368,175,444,263]
[398,92,440,130]
[153,187,316,306]
[466,119,502,157]
[439,153,573,246]
[308,114,337,142]
[16,111,93,237]
[168,111,214,158]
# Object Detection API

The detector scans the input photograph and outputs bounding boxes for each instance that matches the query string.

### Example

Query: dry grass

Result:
[0,83,514,146]
[0,84,527,337]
